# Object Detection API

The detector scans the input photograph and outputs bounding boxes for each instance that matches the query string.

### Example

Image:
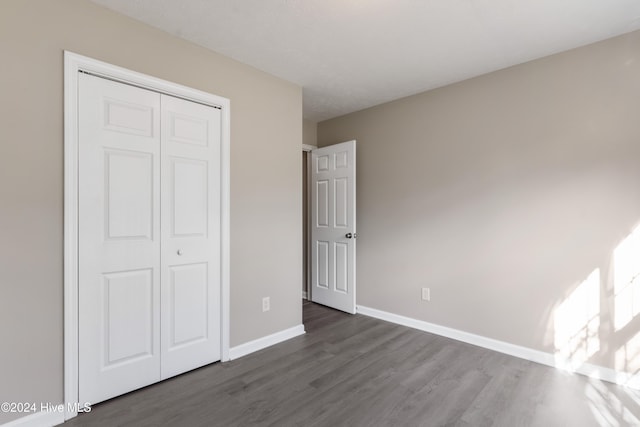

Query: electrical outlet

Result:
[421,287,430,301]
[262,297,270,312]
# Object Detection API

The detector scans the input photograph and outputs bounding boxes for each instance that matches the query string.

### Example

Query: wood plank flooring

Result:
[63,301,640,426]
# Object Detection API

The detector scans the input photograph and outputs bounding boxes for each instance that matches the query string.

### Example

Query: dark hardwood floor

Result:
[63,301,640,426]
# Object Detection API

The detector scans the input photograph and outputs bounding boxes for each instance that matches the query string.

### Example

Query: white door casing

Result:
[65,51,230,419]
[311,140,356,314]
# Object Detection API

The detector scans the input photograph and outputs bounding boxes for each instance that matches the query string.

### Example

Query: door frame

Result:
[302,144,316,299]
[63,51,231,420]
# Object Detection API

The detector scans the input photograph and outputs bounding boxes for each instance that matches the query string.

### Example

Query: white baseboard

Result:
[302,291,308,300]
[229,324,305,360]
[1,410,64,427]
[356,305,640,390]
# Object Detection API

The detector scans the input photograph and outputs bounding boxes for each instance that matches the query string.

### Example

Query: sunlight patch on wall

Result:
[554,269,600,369]
[616,330,640,379]
[614,226,640,331]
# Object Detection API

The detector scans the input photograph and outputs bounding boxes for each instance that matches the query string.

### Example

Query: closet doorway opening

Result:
[64,51,230,421]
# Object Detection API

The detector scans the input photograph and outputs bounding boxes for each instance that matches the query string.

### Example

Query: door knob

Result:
[345,233,353,239]
[177,249,183,256]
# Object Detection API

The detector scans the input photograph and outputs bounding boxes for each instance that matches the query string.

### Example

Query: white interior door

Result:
[78,73,162,404]
[311,140,356,314]
[160,95,221,379]
[78,73,222,404]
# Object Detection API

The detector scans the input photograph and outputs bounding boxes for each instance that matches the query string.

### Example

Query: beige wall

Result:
[0,0,301,423]
[319,30,640,374]
[303,119,317,147]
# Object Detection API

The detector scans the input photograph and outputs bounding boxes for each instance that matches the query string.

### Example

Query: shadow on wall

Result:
[553,225,640,425]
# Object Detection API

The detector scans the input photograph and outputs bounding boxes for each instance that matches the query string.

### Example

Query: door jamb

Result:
[64,51,231,420]
[301,144,316,299]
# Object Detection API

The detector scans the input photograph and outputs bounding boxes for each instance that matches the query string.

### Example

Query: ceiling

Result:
[91,0,640,122]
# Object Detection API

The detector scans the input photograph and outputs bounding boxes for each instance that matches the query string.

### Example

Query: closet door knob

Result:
[177,249,183,256]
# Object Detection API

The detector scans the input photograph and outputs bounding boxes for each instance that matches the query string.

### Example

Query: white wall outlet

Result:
[421,287,430,301]
[262,297,270,312]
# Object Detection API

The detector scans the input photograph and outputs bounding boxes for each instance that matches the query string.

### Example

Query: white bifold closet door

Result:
[78,73,221,405]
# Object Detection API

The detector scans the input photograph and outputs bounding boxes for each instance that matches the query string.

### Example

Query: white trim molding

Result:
[63,51,231,421]
[302,144,317,152]
[0,410,64,427]
[303,150,312,303]
[356,305,640,391]
[229,325,305,360]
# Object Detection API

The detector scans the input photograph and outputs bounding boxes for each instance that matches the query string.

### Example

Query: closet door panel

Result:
[160,94,221,379]
[78,73,162,405]
[78,74,223,402]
